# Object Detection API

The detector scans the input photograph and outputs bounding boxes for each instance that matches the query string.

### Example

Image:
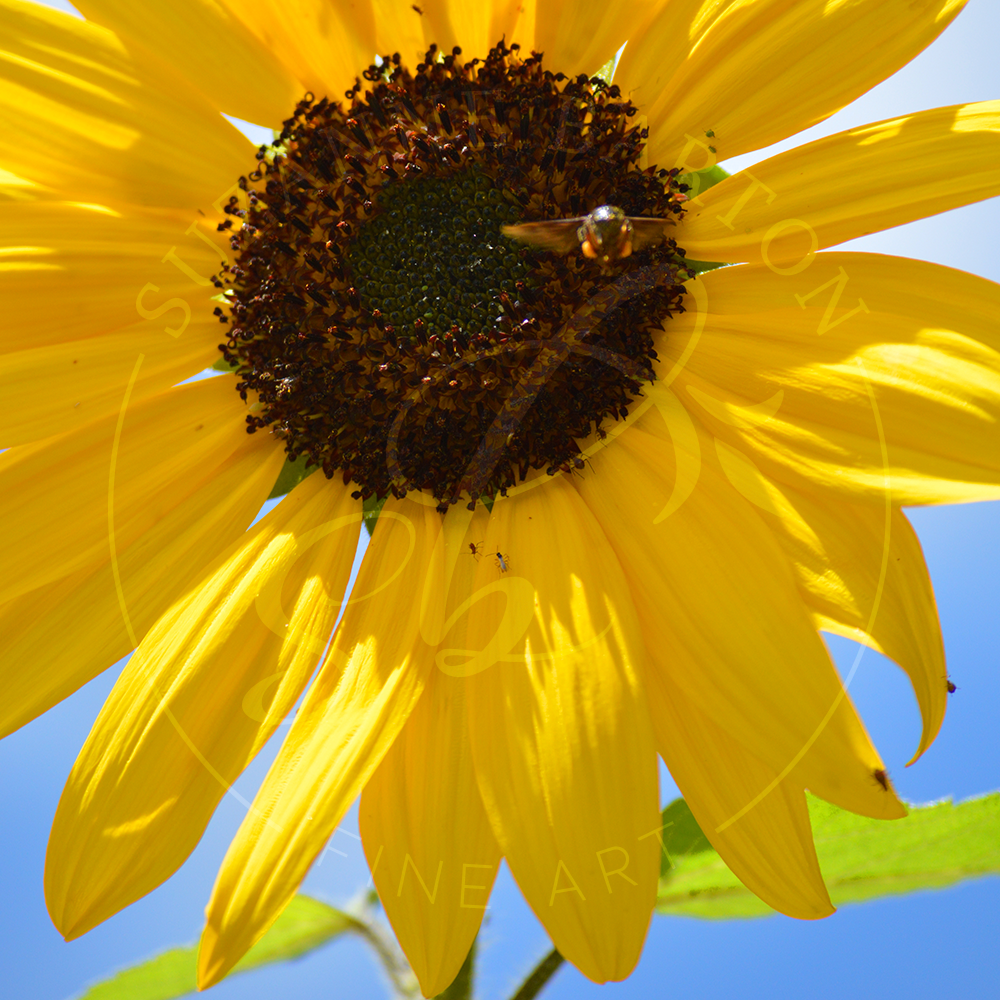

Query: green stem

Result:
[433,938,477,1000]
[508,948,565,1000]
[353,921,420,998]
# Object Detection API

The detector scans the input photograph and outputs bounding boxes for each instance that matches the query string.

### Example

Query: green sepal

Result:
[673,164,730,279]
[267,453,317,500]
[678,163,730,198]
[681,258,728,275]
[211,355,240,373]
[363,494,387,536]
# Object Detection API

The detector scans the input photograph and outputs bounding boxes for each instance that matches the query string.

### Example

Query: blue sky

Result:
[3,3,998,998]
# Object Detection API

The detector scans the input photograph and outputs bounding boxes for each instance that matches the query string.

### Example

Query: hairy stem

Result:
[509,948,565,1000]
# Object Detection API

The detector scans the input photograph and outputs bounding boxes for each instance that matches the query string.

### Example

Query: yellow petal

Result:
[665,255,1000,505]
[577,420,904,821]
[0,201,227,351]
[0,427,283,739]
[0,0,253,207]
[72,0,301,128]
[0,375,256,604]
[359,502,501,997]
[372,0,529,66]
[1,324,218,446]
[221,0,376,102]
[635,0,967,168]
[648,672,833,919]
[360,668,502,998]
[45,473,360,939]
[529,0,665,78]
[682,102,1000,264]
[198,496,440,989]
[466,477,660,984]
[745,478,947,765]
[371,0,430,68]
[613,0,706,110]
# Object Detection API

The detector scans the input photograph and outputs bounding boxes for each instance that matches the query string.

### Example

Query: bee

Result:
[494,550,510,573]
[502,204,679,265]
[872,768,890,792]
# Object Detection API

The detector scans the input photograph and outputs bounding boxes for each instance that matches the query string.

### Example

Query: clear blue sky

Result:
[3,3,998,998]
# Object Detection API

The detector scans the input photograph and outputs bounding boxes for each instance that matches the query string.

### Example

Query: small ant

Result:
[467,541,484,560]
[872,768,890,792]
[494,550,510,573]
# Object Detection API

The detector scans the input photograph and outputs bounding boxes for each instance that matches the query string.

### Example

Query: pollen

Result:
[219,41,691,510]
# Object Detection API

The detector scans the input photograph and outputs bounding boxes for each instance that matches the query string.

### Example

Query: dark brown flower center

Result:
[218,41,691,511]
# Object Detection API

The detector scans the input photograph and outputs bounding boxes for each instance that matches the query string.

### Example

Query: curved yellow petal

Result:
[371,0,429,67]
[0,0,252,207]
[649,674,833,919]
[466,477,660,984]
[0,375,255,604]
[747,479,947,765]
[1,324,218,446]
[221,0,376,102]
[360,668,502,998]
[1,202,227,351]
[72,0,301,128]
[636,0,966,168]
[682,102,1000,264]
[664,255,1000,505]
[584,426,837,913]
[0,428,283,739]
[612,0,708,110]
[529,0,665,78]
[45,473,360,939]
[198,496,440,990]
[577,421,904,821]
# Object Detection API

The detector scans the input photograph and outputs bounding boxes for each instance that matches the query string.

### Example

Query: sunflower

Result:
[2,0,999,995]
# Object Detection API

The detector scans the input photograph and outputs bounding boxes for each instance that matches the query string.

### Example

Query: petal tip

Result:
[196,924,230,992]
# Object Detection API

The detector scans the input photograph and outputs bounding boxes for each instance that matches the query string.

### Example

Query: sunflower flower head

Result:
[2,1,998,999]
[222,39,688,507]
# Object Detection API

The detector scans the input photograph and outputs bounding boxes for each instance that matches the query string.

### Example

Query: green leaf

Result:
[656,792,1000,919]
[659,797,713,877]
[76,895,363,1000]
[267,453,317,500]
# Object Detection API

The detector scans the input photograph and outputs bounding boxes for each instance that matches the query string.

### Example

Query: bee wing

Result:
[501,218,585,253]
[628,217,670,252]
